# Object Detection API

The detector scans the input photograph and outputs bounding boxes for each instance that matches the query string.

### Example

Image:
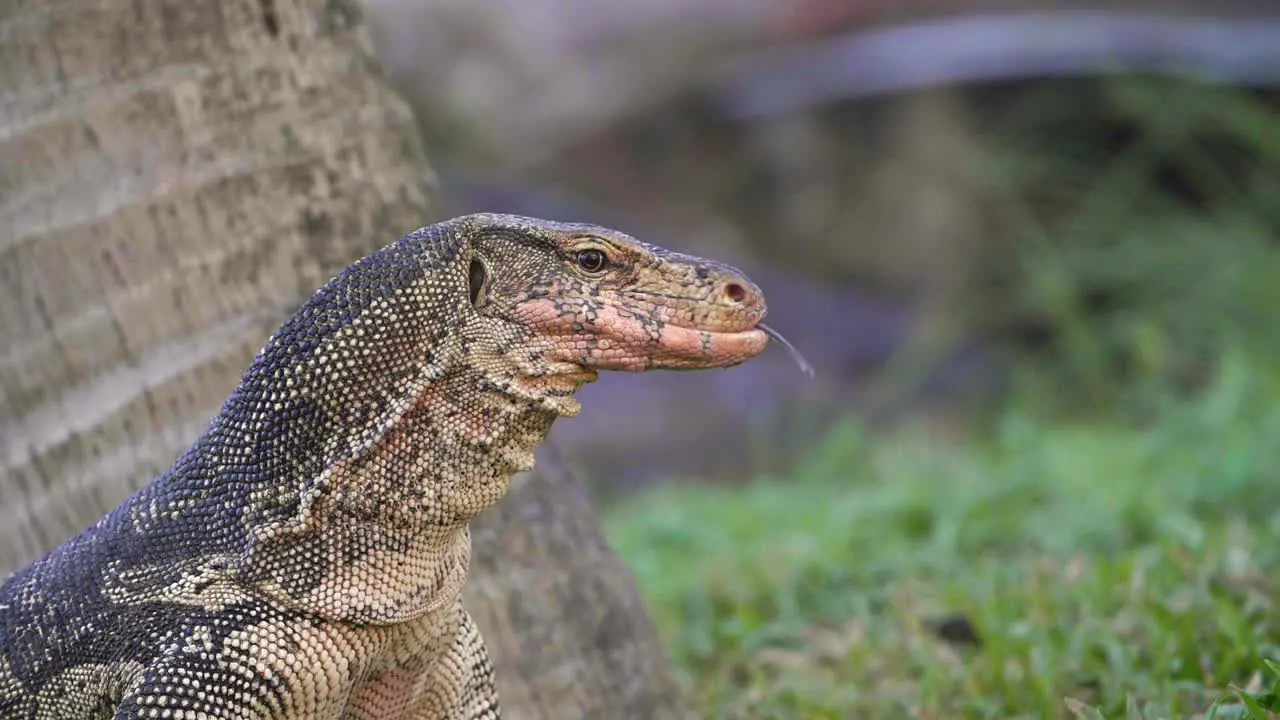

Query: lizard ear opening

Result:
[469,256,488,308]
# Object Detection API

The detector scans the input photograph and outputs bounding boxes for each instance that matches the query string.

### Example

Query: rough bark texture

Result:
[0,0,689,717]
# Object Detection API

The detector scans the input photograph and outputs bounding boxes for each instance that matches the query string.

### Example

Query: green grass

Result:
[603,353,1280,719]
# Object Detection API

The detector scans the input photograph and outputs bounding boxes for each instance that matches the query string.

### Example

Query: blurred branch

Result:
[717,13,1280,119]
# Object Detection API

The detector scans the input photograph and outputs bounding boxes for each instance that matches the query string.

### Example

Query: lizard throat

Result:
[480,364,597,419]
[242,367,579,624]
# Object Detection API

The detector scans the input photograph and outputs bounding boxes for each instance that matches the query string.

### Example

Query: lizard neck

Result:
[242,361,586,624]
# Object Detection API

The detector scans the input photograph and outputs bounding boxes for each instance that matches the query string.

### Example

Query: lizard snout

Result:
[719,277,766,321]
[677,262,768,334]
[588,259,770,371]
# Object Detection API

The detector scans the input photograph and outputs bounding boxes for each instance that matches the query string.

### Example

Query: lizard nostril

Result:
[725,283,746,304]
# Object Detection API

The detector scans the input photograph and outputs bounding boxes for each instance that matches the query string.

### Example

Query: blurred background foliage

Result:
[980,77,1280,416]
[360,3,1280,717]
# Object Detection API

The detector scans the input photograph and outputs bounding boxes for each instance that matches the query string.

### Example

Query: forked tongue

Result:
[759,324,815,379]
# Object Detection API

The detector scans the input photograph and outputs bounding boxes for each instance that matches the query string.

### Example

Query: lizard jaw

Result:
[509,282,770,373]
[575,300,770,372]
[604,323,769,372]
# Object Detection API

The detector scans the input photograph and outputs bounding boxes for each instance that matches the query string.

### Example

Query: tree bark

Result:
[0,0,689,717]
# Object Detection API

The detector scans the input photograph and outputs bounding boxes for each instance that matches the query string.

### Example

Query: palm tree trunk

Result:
[0,1,689,717]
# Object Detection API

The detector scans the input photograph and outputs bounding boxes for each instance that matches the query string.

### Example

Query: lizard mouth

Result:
[612,320,812,375]
[636,321,770,371]
[537,323,765,381]
[519,299,809,375]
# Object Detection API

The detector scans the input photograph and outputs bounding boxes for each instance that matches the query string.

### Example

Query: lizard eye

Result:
[575,248,608,274]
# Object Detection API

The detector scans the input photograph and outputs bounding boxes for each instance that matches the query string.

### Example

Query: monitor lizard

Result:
[0,213,775,719]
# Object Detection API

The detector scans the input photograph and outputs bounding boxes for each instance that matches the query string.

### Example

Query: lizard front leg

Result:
[440,610,501,720]
[111,604,376,720]
[345,602,501,720]
[112,653,291,720]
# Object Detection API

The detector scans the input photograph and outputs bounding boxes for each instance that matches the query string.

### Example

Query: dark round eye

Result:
[576,248,607,273]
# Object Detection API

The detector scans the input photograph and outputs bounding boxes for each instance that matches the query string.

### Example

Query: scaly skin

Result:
[0,214,769,719]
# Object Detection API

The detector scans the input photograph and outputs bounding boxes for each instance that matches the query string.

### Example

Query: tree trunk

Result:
[0,1,689,717]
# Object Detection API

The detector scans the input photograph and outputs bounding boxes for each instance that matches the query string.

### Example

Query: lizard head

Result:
[461,214,770,387]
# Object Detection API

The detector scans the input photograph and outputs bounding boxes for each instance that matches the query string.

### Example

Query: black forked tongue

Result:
[759,324,815,379]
